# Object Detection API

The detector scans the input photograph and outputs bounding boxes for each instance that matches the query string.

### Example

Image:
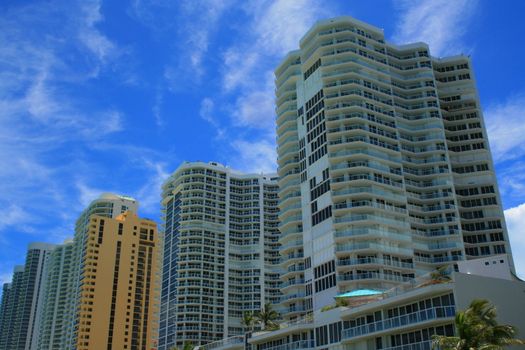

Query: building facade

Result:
[158,162,281,349]
[37,241,75,350]
[75,211,160,350]
[275,16,513,319]
[63,193,139,349]
[0,243,56,350]
[243,268,525,350]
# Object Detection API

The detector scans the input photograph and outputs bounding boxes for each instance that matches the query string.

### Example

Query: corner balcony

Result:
[341,306,455,341]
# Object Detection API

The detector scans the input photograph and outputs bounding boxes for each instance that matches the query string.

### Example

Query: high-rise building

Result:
[63,193,139,348]
[75,211,160,350]
[36,240,75,350]
[0,283,11,347]
[0,194,156,350]
[199,16,521,350]
[158,162,281,349]
[0,243,56,350]
[275,16,513,318]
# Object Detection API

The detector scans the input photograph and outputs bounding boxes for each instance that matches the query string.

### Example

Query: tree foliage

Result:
[432,299,524,350]
[255,303,280,330]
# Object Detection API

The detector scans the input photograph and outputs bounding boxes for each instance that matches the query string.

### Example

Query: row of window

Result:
[435,63,468,72]
[448,142,485,152]
[448,132,483,142]
[460,197,497,208]
[463,232,504,244]
[462,220,502,232]
[452,163,489,174]
[308,144,327,166]
[456,185,494,196]
[304,59,321,80]
[312,205,332,226]
[316,321,342,346]
[466,245,506,256]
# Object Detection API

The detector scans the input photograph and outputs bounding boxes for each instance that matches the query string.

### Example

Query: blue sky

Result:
[1,0,525,285]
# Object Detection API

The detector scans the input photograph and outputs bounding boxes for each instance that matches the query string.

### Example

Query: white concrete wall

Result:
[454,273,525,338]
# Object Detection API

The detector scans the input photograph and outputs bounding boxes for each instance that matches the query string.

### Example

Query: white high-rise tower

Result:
[275,16,513,319]
[158,162,281,350]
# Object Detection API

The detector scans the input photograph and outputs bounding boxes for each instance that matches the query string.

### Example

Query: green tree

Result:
[255,303,280,330]
[241,311,256,332]
[419,265,452,288]
[432,299,524,350]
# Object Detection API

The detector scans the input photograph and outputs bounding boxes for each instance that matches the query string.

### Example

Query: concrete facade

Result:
[0,243,56,350]
[274,16,514,319]
[205,269,525,350]
[76,211,160,350]
[158,162,281,349]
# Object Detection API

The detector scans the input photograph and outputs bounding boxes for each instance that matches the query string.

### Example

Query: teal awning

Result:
[335,289,384,298]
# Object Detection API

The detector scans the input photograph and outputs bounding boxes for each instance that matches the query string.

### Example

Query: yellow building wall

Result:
[76,211,160,350]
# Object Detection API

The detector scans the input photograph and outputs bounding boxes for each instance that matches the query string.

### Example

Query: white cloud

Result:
[392,0,477,56]
[0,0,130,240]
[200,98,226,139]
[251,0,331,55]
[485,94,525,163]
[0,205,29,231]
[0,272,12,287]
[222,49,260,92]
[152,87,164,127]
[200,98,216,124]
[132,0,232,83]
[231,139,277,174]
[78,0,118,64]
[504,204,525,279]
[180,0,233,77]
[498,165,525,202]
[76,181,109,209]
[233,85,275,131]
[134,160,170,216]
[215,0,336,171]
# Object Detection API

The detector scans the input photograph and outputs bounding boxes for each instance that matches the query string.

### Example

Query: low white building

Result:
[202,261,525,350]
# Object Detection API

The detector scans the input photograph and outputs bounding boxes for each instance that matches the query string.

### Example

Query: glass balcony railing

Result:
[264,340,315,350]
[342,306,455,340]
[382,340,433,350]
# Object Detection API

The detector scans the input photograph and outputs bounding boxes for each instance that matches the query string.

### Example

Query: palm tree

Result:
[255,302,280,330]
[432,299,524,350]
[418,265,452,288]
[241,311,256,332]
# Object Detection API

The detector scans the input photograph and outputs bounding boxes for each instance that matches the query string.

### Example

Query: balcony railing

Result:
[342,306,455,340]
[264,340,315,350]
[382,340,433,350]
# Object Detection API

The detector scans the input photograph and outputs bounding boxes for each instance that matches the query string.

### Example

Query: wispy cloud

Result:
[230,139,278,174]
[76,181,111,209]
[131,0,232,85]
[199,98,226,139]
[0,205,30,232]
[0,0,136,247]
[134,160,170,215]
[504,204,525,279]
[214,0,337,172]
[231,73,275,131]
[78,0,119,65]
[485,93,525,163]
[152,87,164,127]
[392,0,478,56]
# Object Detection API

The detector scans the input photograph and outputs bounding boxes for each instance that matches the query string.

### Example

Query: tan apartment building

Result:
[76,211,160,350]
